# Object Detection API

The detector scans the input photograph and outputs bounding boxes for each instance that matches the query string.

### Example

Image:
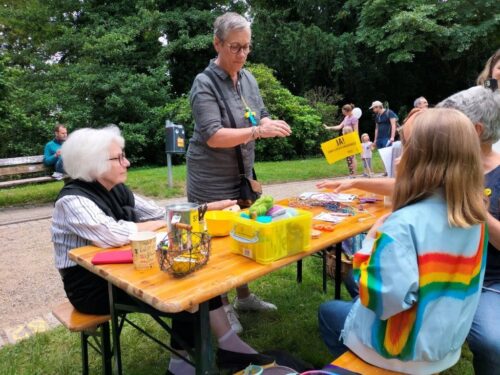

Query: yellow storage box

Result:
[230,208,312,264]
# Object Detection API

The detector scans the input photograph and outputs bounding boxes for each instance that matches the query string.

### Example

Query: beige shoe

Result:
[233,293,277,312]
[223,304,243,334]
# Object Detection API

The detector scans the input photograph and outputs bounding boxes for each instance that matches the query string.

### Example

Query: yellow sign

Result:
[321,132,362,164]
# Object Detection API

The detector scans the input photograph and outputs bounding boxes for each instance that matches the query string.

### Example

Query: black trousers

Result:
[60,265,222,349]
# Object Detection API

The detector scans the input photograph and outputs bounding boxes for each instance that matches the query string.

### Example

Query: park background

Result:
[1,0,499,166]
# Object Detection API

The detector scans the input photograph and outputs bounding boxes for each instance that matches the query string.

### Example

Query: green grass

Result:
[0,257,473,374]
[0,156,385,208]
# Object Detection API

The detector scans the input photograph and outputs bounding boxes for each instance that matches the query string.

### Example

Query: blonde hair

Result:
[477,49,500,85]
[393,108,486,227]
[361,133,370,141]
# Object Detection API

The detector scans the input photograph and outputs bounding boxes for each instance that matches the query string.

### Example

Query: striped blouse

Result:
[52,194,165,269]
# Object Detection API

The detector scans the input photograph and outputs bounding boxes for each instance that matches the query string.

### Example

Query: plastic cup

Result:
[129,231,157,270]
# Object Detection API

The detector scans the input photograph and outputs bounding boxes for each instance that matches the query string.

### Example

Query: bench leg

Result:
[81,332,90,375]
[100,322,112,375]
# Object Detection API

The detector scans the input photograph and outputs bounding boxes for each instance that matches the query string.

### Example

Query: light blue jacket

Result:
[344,194,487,374]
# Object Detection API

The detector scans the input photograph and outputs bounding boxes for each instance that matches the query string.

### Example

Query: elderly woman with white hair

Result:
[187,12,291,330]
[316,85,500,374]
[52,125,274,374]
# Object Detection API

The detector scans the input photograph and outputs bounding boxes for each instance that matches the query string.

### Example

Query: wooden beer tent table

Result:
[69,189,390,374]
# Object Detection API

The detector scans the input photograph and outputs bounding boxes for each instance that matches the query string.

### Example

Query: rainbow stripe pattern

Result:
[352,224,487,359]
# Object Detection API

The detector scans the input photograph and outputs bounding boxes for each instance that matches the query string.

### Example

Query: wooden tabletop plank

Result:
[69,189,390,313]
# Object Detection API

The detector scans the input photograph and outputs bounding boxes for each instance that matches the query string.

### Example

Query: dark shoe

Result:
[216,349,275,372]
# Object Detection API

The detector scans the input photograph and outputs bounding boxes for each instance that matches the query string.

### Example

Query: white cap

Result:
[369,100,383,109]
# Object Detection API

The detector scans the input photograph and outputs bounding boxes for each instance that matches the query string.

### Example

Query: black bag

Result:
[203,69,262,208]
[239,173,262,208]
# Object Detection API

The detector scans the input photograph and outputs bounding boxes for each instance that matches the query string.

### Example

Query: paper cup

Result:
[130,231,157,270]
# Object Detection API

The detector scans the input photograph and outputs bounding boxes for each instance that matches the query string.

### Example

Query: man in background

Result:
[370,100,397,149]
[43,123,67,179]
[413,96,429,109]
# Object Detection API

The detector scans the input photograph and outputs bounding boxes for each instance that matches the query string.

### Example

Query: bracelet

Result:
[256,126,261,139]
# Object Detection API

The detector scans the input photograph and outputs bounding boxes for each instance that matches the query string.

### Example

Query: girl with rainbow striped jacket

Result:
[318,108,488,374]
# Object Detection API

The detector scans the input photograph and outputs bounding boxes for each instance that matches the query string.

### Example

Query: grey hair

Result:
[61,125,125,182]
[214,12,250,41]
[437,86,500,144]
[413,96,426,108]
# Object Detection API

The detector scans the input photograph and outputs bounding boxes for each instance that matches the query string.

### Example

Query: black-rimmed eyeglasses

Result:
[109,152,128,166]
[226,42,252,55]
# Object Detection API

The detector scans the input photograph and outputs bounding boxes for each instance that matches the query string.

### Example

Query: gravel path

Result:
[0,179,325,338]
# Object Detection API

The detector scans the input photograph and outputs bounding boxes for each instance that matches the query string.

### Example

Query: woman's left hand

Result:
[367,213,390,238]
[258,117,292,138]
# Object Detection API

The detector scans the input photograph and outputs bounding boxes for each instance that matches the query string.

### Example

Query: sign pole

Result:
[166,153,173,188]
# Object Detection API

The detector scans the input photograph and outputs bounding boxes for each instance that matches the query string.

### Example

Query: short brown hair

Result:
[393,108,486,227]
[54,124,66,133]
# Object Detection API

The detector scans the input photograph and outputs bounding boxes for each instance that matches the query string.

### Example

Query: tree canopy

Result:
[0,0,498,162]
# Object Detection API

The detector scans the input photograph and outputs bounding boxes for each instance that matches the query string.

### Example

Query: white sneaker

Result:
[223,304,243,334]
[51,172,64,180]
[233,293,277,312]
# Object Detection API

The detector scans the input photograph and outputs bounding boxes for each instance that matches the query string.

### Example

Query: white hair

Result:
[413,96,426,108]
[61,125,125,182]
[437,86,500,144]
[213,12,250,41]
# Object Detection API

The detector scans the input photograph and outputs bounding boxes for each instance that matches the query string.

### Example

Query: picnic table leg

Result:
[296,260,302,283]
[108,283,123,375]
[334,243,342,299]
[194,301,213,375]
[322,249,327,293]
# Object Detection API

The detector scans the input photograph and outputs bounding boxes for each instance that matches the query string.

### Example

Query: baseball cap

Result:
[369,100,383,109]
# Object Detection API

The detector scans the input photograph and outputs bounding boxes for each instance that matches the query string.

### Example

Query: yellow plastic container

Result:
[205,210,236,237]
[230,208,312,264]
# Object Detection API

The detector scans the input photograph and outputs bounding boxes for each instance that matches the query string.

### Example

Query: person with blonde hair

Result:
[318,108,488,374]
[316,84,500,374]
[477,48,500,85]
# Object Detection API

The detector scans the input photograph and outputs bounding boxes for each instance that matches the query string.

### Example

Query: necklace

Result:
[238,85,257,126]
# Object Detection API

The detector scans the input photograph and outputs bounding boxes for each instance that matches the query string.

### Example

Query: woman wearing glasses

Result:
[187,12,292,331]
[52,126,274,374]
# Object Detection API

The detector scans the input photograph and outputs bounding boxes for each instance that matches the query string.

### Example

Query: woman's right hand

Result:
[258,117,291,138]
[316,179,356,192]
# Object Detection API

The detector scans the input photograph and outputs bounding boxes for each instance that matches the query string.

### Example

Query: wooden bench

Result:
[332,351,404,374]
[0,155,56,188]
[52,301,112,375]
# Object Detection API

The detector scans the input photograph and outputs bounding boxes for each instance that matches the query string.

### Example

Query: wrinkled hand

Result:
[316,179,355,193]
[259,118,291,138]
[367,213,390,239]
[207,199,238,211]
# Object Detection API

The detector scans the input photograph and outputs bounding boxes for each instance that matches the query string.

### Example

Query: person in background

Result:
[317,85,500,375]
[318,108,488,374]
[369,100,397,149]
[43,123,67,180]
[324,103,359,175]
[413,96,428,109]
[476,48,500,86]
[187,12,291,332]
[52,125,274,375]
[341,126,356,178]
[360,133,374,177]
